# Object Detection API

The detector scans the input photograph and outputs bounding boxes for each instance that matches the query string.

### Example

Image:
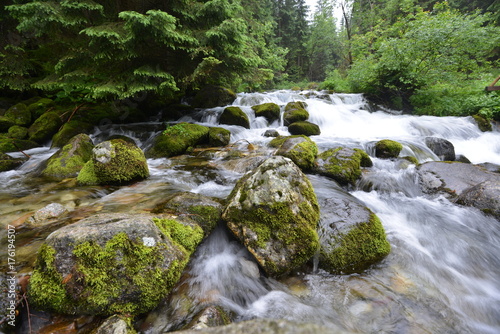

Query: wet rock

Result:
[192,86,236,108]
[222,156,320,277]
[7,125,28,139]
[2,103,31,127]
[472,114,492,132]
[28,111,63,144]
[77,138,149,185]
[29,213,203,315]
[318,190,391,274]
[94,315,135,334]
[0,152,24,172]
[176,319,342,334]
[26,203,69,227]
[263,129,280,137]
[0,137,38,153]
[424,137,455,161]
[184,306,231,330]
[417,161,499,198]
[456,180,500,220]
[152,192,223,234]
[42,134,94,180]
[252,103,280,124]
[27,98,55,119]
[147,122,210,158]
[219,107,250,129]
[374,139,402,159]
[314,147,372,186]
[288,121,321,136]
[208,127,231,147]
[283,108,309,126]
[270,135,318,171]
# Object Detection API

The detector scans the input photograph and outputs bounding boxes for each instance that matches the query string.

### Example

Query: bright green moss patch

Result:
[77,160,99,185]
[153,218,204,254]
[147,123,209,158]
[320,213,391,274]
[316,147,371,185]
[252,103,280,123]
[375,139,403,159]
[219,106,250,128]
[272,135,318,171]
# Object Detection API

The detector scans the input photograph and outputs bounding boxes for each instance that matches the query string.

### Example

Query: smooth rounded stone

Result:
[28,111,62,143]
[222,156,320,277]
[42,133,94,180]
[424,137,455,161]
[94,315,134,334]
[287,121,321,136]
[26,203,68,227]
[314,147,372,186]
[28,213,203,315]
[251,103,280,123]
[263,129,280,137]
[270,135,318,171]
[318,189,390,273]
[77,138,149,185]
[374,139,402,159]
[219,106,250,129]
[175,319,346,334]
[456,180,500,220]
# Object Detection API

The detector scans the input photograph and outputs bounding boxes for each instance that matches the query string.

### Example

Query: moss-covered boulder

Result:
[374,139,402,159]
[0,153,24,172]
[285,101,307,111]
[318,190,390,274]
[472,114,492,132]
[152,192,223,234]
[28,111,63,144]
[7,125,28,139]
[219,107,250,129]
[314,147,372,186]
[270,135,318,171]
[147,123,210,158]
[424,137,455,161]
[208,127,231,147]
[288,121,320,136]
[0,117,15,132]
[0,137,38,153]
[78,139,148,185]
[222,156,320,277]
[28,213,204,315]
[51,120,94,148]
[251,103,280,123]
[27,98,55,119]
[192,86,237,108]
[3,103,31,127]
[283,101,309,126]
[42,134,94,180]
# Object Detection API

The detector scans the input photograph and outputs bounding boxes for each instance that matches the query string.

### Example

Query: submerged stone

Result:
[222,156,320,277]
[28,213,203,316]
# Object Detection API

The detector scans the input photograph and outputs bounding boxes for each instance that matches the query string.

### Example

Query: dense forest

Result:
[0,0,499,117]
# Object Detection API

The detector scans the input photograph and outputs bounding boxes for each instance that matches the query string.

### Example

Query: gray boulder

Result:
[456,181,500,220]
[314,147,372,186]
[222,156,320,277]
[424,137,455,161]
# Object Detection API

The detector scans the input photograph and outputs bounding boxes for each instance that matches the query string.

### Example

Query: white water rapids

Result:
[1,90,499,333]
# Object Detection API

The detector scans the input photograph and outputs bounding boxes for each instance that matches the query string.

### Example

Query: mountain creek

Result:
[1,90,499,334]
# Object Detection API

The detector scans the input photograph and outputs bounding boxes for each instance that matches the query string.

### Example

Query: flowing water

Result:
[1,91,500,333]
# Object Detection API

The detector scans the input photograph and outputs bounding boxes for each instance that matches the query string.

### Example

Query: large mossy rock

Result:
[7,125,28,139]
[27,98,55,119]
[0,152,24,172]
[219,106,250,129]
[77,138,149,185]
[314,147,372,186]
[288,121,320,136]
[318,190,391,274]
[3,103,31,127]
[222,156,320,277]
[417,161,500,219]
[51,120,94,148]
[147,123,210,158]
[269,135,318,171]
[192,86,236,108]
[374,139,402,159]
[283,102,309,126]
[472,114,492,132]
[208,127,231,147]
[251,103,280,124]
[28,111,63,144]
[424,137,455,161]
[28,213,204,315]
[0,137,38,153]
[42,134,94,180]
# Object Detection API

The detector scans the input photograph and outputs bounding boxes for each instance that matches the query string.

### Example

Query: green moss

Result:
[251,103,280,123]
[77,160,99,185]
[220,107,250,128]
[153,218,204,254]
[321,213,391,274]
[0,137,38,153]
[7,125,28,139]
[27,98,55,119]
[375,139,403,159]
[4,103,31,126]
[28,111,63,143]
[283,108,309,126]
[402,156,419,165]
[208,127,231,147]
[28,244,73,312]
[51,120,93,148]
[317,147,370,185]
[147,123,210,158]
[288,121,320,136]
[472,114,492,132]
[284,101,307,111]
[273,135,318,171]
[43,134,93,179]
[192,86,236,108]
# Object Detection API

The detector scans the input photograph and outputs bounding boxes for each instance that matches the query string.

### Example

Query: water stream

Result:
[2,90,499,333]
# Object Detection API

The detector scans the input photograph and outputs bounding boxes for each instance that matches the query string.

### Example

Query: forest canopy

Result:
[0,0,499,117]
